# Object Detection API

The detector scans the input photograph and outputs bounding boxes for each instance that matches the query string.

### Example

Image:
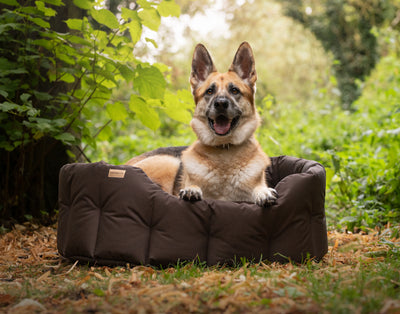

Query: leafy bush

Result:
[0,0,187,224]
[329,54,400,231]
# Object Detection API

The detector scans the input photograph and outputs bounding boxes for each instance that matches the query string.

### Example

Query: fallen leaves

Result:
[0,293,15,306]
[0,224,399,313]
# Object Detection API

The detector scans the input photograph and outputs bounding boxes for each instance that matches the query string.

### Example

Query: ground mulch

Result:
[0,224,399,313]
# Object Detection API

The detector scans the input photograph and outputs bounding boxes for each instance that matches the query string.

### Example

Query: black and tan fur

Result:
[126,42,277,207]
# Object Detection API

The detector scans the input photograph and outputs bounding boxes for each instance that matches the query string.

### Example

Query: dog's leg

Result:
[179,172,203,201]
[251,170,278,207]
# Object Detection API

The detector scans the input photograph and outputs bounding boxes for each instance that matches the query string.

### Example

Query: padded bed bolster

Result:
[149,195,210,265]
[57,155,328,266]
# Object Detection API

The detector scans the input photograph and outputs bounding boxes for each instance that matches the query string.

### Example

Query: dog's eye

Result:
[231,87,240,95]
[206,88,214,95]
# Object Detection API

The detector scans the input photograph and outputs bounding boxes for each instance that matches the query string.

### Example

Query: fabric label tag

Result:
[108,169,126,178]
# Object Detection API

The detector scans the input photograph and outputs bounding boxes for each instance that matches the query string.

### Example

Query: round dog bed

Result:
[57,153,328,266]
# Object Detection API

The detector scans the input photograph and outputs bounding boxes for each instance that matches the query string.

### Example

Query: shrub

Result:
[0,0,185,224]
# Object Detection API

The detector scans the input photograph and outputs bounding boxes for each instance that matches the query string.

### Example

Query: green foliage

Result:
[0,0,185,156]
[329,55,400,231]
[0,0,187,223]
[281,0,399,108]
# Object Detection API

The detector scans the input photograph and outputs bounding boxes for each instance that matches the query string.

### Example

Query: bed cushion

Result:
[57,154,328,266]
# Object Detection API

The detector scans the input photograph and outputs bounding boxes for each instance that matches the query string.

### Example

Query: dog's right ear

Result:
[190,44,217,91]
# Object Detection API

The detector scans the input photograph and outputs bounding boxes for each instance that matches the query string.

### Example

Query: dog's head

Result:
[189,42,260,146]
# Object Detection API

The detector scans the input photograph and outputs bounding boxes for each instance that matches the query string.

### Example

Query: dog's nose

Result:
[214,97,229,110]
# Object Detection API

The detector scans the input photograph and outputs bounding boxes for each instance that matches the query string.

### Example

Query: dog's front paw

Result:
[253,187,278,207]
[179,186,203,202]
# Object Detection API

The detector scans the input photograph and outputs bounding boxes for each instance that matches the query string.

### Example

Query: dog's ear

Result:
[229,42,257,86]
[190,44,217,90]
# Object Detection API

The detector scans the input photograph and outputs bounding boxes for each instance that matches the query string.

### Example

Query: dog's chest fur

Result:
[181,139,270,202]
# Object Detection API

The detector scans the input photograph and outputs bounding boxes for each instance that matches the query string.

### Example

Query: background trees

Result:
[281,0,398,109]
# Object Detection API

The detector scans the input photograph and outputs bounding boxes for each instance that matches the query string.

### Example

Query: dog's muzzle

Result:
[207,97,241,136]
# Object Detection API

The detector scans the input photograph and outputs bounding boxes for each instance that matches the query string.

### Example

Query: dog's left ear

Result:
[229,42,257,86]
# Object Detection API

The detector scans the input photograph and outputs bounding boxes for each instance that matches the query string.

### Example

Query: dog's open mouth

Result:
[208,115,240,136]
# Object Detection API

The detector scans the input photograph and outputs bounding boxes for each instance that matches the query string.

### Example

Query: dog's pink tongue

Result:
[214,117,231,135]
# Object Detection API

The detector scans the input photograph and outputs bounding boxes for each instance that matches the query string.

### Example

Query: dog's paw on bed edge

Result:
[253,187,278,208]
[179,186,203,202]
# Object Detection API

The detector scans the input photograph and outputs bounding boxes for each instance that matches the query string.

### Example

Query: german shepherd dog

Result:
[126,42,277,207]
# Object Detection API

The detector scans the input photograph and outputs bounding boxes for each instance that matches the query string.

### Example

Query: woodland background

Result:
[0,0,399,233]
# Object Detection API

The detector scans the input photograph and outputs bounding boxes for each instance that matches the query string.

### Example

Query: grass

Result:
[0,225,400,313]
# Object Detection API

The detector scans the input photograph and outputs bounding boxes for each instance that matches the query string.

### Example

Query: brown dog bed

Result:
[57,151,328,266]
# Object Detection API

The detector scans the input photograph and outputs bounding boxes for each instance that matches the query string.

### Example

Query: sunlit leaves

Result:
[31,38,53,50]
[35,1,57,17]
[97,124,112,141]
[29,17,50,28]
[138,7,161,31]
[59,72,75,83]
[65,18,83,30]
[0,0,19,6]
[122,8,142,44]
[119,64,135,81]
[145,37,158,48]
[129,95,160,130]
[133,66,166,99]
[136,0,152,9]
[106,102,129,122]
[121,7,138,21]
[325,167,335,189]
[126,20,142,44]
[91,8,119,29]
[158,0,181,17]
[93,29,109,50]
[42,0,63,5]
[73,0,91,10]
[0,0,185,158]
[163,90,194,124]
